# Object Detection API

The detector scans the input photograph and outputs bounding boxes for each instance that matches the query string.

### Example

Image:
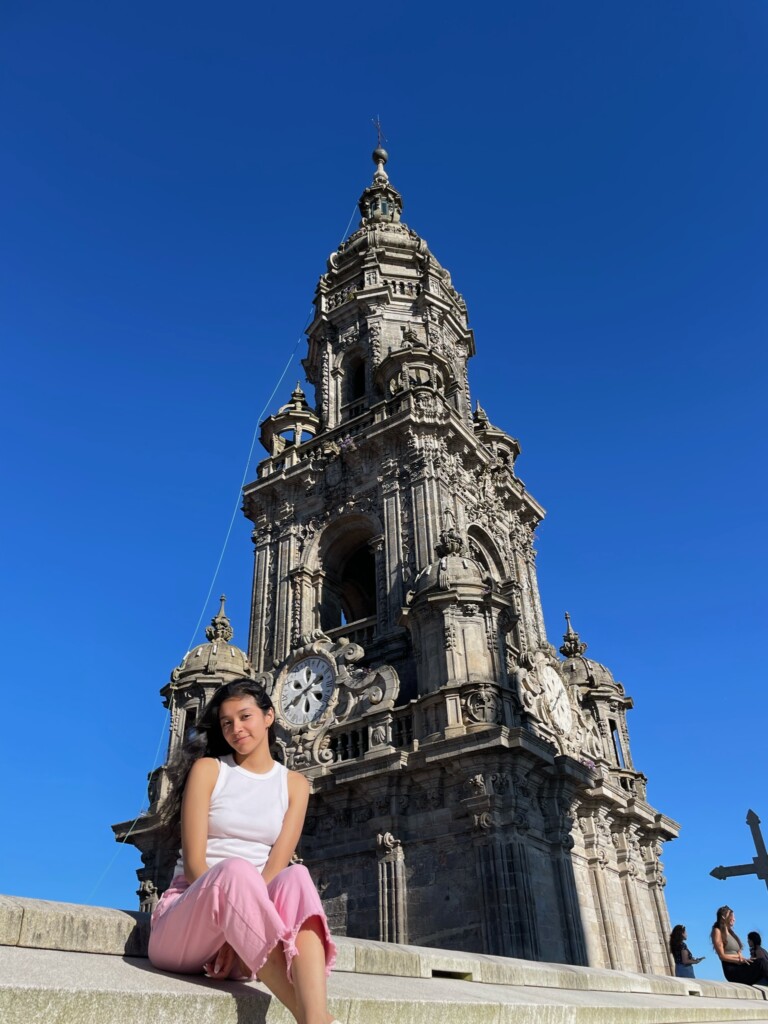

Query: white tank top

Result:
[174,755,289,878]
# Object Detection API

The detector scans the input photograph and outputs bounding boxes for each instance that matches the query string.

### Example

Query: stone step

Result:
[4,946,768,1024]
[2,896,768,1023]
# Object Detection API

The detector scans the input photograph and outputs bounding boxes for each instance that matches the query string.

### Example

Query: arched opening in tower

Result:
[349,360,366,401]
[342,354,367,418]
[319,521,377,634]
[467,525,506,582]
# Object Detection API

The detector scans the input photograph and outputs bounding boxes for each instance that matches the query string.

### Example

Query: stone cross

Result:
[711,809,768,891]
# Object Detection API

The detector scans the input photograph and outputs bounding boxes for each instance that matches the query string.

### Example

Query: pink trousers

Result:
[148,858,336,981]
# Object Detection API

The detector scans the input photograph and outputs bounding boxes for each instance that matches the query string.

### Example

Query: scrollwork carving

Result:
[473,811,494,833]
[377,831,401,853]
[271,635,400,771]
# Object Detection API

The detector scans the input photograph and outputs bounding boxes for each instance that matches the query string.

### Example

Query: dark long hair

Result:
[711,905,742,952]
[669,924,686,956]
[156,678,275,847]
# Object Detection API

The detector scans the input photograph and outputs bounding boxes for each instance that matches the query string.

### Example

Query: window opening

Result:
[609,719,625,767]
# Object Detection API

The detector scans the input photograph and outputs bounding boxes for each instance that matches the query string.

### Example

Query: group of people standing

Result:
[670,907,768,986]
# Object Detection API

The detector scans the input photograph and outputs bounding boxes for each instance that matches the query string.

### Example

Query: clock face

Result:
[540,665,573,734]
[280,656,335,727]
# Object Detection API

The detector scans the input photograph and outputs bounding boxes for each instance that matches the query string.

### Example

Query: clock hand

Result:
[287,677,319,708]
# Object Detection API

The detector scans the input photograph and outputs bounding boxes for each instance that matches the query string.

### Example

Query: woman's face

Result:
[219,695,273,758]
[728,911,735,927]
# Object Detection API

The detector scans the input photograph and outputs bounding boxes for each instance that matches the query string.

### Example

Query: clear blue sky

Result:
[2,1,766,980]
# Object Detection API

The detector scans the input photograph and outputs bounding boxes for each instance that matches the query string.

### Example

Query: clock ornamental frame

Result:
[273,652,337,730]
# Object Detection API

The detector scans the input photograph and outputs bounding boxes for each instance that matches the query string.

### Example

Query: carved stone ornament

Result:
[377,831,401,853]
[463,687,503,725]
[468,773,487,796]
[266,633,400,771]
[473,811,495,833]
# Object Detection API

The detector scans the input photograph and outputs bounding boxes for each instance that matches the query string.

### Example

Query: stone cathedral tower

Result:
[116,147,679,973]
[239,149,679,972]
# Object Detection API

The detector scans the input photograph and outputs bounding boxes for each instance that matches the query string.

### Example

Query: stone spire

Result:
[473,401,491,430]
[559,611,588,658]
[357,146,403,225]
[205,594,234,643]
[289,381,309,409]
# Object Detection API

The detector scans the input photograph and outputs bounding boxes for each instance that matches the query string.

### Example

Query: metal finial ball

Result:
[372,146,389,166]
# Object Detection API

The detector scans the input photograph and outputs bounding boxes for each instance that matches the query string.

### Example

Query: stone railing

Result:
[325,615,377,649]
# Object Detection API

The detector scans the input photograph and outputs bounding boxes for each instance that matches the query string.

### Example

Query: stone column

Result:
[331,365,343,428]
[137,879,159,913]
[467,779,539,960]
[581,813,620,969]
[546,798,588,967]
[529,560,547,647]
[591,856,618,969]
[288,566,313,650]
[249,525,274,671]
[513,548,538,654]
[505,835,540,961]
[380,460,404,631]
[408,441,441,569]
[319,349,330,429]
[474,837,511,954]
[645,841,674,974]
[273,525,297,664]
[368,534,386,632]
[376,832,408,943]
[621,869,650,973]
[616,829,651,973]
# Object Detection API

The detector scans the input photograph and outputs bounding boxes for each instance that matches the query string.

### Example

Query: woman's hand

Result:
[204,941,249,980]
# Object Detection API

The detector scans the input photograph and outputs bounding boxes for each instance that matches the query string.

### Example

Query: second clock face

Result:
[280,656,335,727]
[540,665,574,734]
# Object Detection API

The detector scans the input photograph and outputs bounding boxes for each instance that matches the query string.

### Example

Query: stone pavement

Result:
[2,895,768,1023]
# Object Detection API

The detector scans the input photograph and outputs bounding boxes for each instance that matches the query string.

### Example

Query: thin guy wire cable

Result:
[339,203,358,245]
[91,323,309,900]
[97,201,359,900]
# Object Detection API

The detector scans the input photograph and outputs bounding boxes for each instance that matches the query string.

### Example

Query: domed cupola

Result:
[411,527,486,598]
[559,612,622,695]
[402,522,517,699]
[558,613,638,779]
[168,595,255,689]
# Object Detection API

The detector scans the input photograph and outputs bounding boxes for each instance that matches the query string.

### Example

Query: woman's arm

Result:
[180,757,219,883]
[261,771,310,885]
[680,946,694,965]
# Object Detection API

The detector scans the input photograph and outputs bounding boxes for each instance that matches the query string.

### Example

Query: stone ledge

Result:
[3,946,768,1024]
[0,895,148,956]
[1,896,766,1013]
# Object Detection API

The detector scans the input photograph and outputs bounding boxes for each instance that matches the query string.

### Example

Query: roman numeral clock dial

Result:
[278,656,335,728]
